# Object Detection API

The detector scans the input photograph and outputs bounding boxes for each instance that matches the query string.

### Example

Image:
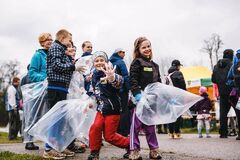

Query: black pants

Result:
[219,95,240,136]
[117,91,131,136]
[8,109,21,140]
[168,117,182,134]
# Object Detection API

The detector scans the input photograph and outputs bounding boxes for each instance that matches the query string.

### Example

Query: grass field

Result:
[0,151,44,160]
[0,132,22,143]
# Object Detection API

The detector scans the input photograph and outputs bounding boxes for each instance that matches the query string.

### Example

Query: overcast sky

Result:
[0,0,240,75]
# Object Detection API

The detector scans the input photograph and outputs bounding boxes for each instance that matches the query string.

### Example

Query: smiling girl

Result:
[129,37,162,160]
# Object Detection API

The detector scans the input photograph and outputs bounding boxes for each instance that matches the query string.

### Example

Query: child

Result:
[129,37,162,160]
[193,87,213,138]
[87,51,129,160]
[44,29,85,159]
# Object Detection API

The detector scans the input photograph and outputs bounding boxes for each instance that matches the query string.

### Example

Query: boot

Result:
[149,149,162,159]
[25,142,39,150]
[88,152,99,160]
[129,150,142,160]
[236,132,240,140]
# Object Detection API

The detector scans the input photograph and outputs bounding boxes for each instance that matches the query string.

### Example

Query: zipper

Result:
[108,99,114,110]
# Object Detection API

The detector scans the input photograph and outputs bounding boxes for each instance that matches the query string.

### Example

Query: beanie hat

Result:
[92,51,108,62]
[223,49,234,60]
[199,86,207,94]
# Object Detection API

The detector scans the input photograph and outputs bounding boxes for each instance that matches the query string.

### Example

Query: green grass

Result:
[0,132,22,143]
[0,151,44,160]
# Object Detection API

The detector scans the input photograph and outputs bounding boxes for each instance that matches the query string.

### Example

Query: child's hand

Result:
[89,103,93,108]
[101,63,116,82]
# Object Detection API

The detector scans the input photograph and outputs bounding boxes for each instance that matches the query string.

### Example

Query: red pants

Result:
[89,112,129,152]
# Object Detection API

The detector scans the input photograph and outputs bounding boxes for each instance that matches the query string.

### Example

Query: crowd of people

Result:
[4,29,240,160]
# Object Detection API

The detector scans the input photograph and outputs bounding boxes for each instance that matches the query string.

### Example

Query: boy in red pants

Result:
[88,51,129,160]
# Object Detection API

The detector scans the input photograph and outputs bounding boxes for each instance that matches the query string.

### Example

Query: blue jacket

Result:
[29,49,47,82]
[109,53,130,92]
[92,70,123,115]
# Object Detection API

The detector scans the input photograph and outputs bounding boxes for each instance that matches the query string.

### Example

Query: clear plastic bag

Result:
[75,56,93,75]
[28,96,96,152]
[27,72,97,152]
[136,82,203,125]
[21,80,49,143]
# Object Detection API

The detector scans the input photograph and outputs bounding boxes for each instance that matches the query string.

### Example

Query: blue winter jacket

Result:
[29,49,47,82]
[109,53,130,92]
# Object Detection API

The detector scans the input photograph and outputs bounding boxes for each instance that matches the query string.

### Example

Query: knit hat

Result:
[199,86,207,94]
[92,51,108,62]
[223,49,234,60]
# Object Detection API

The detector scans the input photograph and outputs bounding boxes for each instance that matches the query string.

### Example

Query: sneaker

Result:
[68,144,86,153]
[43,150,66,159]
[174,133,182,139]
[169,133,174,139]
[62,148,75,157]
[236,135,240,140]
[149,149,162,159]
[88,152,99,160]
[219,135,228,138]
[25,142,39,150]
[206,135,211,138]
[129,150,142,160]
[199,135,203,138]
[123,148,130,159]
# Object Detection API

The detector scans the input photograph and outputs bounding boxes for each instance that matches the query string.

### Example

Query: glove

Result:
[134,93,142,103]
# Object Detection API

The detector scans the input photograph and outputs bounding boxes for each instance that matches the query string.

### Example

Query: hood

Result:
[109,53,122,63]
[168,66,178,74]
[82,52,92,57]
[217,58,231,68]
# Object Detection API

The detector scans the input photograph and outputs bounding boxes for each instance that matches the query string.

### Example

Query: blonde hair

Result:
[38,33,52,47]
[133,37,152,59]
[56,29,71,41]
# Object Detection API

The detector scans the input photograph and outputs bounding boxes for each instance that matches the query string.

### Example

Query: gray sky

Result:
[0,0,240,75]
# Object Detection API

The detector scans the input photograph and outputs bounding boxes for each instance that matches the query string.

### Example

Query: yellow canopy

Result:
[180,66,212,81]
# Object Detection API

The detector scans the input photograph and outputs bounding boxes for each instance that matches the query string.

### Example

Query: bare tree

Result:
[0,60,21,91]
[201,33,223,70]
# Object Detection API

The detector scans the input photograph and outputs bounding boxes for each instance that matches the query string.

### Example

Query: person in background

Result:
[109,48,131,159]
[81,41,93,93]
[6,77,21,140]
[212,49,234,138]
[192,87,213,138]
[167,59,186,139]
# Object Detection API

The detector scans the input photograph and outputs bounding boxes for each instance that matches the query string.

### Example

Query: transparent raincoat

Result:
[135,82,203,125]
[21,80,49,143]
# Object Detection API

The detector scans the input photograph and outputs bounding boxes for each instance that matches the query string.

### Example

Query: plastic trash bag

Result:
[76,55,93,75]
[67,72,86,99]
[28,96,96,152]
[28,71,97,152]
[136,82,203,125]
[21,80,49,143]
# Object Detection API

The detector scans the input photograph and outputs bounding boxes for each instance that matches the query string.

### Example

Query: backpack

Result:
[165,72,175,86]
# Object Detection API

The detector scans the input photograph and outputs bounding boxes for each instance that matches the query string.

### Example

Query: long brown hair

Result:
[133,37,152,59]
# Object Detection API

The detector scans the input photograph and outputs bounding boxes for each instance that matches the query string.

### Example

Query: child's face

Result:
[61,35,72,47]
[82,42,93,53]
[139,40,152,58]
[94,56,106,71]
